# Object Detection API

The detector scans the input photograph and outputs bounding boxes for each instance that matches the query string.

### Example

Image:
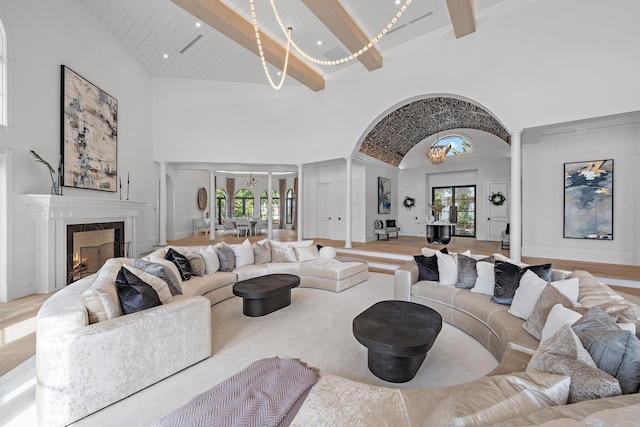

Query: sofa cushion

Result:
[299,260,367,281]
[523,285,575,340]
[267,262,302,275]
[123,264,172,304]
[234,264,270,282]
[214,242,236,272]
[272,246,297,263]
[185,251,205,276]
[180,272,237,297]
[527,324,621,403]
[294,245,321,262]
[166,248,192,281]
[270,240,314,249]
[421,246,449,257]
[510,272,580,320]
[540,304,583,342]
[319,246,336,260]
[231,239,254,268]
[80,258,124,323]
[423,372,570,427]
[492,261,552,305]
[199,248,220,274]
[115,267,162,315]
[253,240,271,264]
[435,251,457,286]
[135,258,183,296]
[471,261,496,296]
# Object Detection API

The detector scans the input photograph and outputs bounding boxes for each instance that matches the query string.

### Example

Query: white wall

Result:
[522,115,640,265]
[0,1,156,300]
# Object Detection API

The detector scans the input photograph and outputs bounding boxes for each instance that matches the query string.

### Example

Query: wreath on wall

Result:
[403,196,416,210]
[489,192,506,206]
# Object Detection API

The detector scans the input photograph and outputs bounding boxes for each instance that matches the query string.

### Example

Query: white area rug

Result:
[1,273,497,426]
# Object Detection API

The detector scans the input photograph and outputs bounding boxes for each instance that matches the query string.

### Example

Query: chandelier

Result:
[426,114,451,165]
[245,172,258,188]
[249,0,413,90]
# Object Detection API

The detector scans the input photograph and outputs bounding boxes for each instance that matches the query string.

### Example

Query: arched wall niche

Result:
[356,94,510,167]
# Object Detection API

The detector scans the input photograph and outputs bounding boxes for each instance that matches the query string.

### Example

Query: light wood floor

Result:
[2,230,639,377]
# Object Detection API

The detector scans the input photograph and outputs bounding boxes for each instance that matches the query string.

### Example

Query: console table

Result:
[426,223,455,245]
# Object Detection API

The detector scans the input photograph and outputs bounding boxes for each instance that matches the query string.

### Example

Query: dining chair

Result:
[223,218,235,236]
[236,218,251,238]
[255,219,268,235]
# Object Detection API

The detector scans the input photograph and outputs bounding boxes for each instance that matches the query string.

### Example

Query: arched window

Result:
[260,190,280,224]
[285,189,294,224]
[215,188,227,224]
[0,17,8,126]
[433,135,474,157]
[234,189,254,217]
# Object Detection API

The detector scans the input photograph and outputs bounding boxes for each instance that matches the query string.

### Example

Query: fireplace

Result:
[66,222,128,284]
[23,195,145,293]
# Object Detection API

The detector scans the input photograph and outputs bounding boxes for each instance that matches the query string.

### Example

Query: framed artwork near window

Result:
[61,65,118,192]
[378,177,391,214]
[564,159,613,239]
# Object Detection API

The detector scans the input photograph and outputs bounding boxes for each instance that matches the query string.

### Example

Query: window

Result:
[234,189,254,217]
[215,188,227,224]
[260,190,280,224]
[432,185,476,237]
[433,135,474,157]
[0,17,7,126]
[285,189,295,224]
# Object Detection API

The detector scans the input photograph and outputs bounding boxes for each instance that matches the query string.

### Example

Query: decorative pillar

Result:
[159,161,167,246]
[0,149,13,302]
[297,164,303,241]
[345,157,353,249]
[509,130,523,262]
[268,172,273,238]
[209,171,216,239]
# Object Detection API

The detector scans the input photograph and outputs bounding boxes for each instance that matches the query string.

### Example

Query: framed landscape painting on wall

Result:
[378,177,391,214]
[61,65,118,192]
[564,159,613,239]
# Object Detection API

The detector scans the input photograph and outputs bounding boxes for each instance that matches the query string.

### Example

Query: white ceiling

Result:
[76,0,503,87]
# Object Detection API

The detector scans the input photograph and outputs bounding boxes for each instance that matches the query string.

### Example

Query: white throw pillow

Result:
[123,264,172,304]
[435,251,457,286]
[550,277,580,303]
[471,261,495,296]
[509,270,548,320]
[319,246,337,260]
[270,239,314,249]
[271,246,297,263]
[200,248,220,274]
[540,304,583,343]
[149,256,183,285]
[294,245,321,262]
[231,239,255,268]
[421,247,440,257]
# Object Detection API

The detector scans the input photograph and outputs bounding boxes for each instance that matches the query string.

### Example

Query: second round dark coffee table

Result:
[353,300,442,383]
[232,274,300,317]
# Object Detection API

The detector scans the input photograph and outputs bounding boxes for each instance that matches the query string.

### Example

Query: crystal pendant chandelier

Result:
[245,172,258,188]
[426,114,451,165]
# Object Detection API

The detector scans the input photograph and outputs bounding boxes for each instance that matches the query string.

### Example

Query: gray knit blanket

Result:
[150,358,318,427]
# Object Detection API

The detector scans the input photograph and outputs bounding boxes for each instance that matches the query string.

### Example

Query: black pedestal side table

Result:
[233,274,300,317]
[353,300,442,383]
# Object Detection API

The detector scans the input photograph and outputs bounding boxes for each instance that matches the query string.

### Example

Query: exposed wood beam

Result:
[446,0,476,39]
[171,0,325,91]
[302,0,383,71]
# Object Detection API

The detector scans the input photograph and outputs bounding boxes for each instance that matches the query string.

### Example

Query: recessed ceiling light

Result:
[163,54,169,59]
[395,0,401,5]
[195,22,201,28]
[277,71,282,76]
[317,40,322,46]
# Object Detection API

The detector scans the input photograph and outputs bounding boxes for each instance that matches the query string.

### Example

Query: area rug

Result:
[1,273,497,427]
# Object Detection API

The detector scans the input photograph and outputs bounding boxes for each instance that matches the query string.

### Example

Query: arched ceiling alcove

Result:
[359,97,510,167]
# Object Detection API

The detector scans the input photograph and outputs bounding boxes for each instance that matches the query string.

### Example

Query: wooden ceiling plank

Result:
[302,0,382,71]
[171,0,325,91]
[446,0,476,39]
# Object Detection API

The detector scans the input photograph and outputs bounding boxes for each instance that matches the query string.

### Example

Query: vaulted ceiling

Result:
[359,97,510,167]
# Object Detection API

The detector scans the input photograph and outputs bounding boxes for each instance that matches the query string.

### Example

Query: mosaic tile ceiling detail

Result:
[359,97,510,167]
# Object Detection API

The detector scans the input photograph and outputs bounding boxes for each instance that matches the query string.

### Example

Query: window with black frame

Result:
[285,189,294,224]
[215,188,227,225]
[431,185,476,237]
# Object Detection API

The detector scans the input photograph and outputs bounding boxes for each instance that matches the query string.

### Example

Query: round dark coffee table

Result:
[353,300,442,383]
[232,274,300,317]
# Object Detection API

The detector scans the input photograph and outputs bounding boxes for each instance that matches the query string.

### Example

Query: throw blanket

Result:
[151,358,318,427]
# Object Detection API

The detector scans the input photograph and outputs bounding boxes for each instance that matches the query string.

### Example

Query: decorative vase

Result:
[51,183,59,196]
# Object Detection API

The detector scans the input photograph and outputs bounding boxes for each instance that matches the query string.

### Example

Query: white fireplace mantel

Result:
[22,195,146,293]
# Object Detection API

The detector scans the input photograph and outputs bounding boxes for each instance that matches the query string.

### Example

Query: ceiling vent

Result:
[388,11,433,35]
[180,34,203,54]
[322,46,350,62]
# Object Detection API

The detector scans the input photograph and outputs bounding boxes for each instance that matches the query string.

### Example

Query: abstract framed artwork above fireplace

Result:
[22,195,145,293]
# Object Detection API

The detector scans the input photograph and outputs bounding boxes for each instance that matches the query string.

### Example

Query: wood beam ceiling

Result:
[302,0,383,71]
[171,0,325,91]
[446,0,476,39]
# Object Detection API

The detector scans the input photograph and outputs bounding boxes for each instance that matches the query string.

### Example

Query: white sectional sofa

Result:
[36,240,368,426]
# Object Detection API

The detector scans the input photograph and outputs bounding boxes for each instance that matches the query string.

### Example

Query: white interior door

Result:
[399,186,419,235]
[316,182,333,238]
[486,180,509,241]
[337,181,347,240]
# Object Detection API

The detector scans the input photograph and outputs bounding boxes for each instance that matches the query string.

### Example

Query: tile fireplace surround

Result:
[22,195,145,293]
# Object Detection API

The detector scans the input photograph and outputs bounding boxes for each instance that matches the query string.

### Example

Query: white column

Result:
[345,157,353,248]
[297,164,303,241]
[509,130,523,261]
[267,172,273,238]
[0,149,13,302]
[159,161,167,246]
[209,171,216,239]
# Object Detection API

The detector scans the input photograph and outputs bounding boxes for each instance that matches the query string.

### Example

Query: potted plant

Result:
[29,150,60,195]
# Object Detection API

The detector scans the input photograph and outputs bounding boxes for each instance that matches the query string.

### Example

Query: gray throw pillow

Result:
[215,242,236,272]
[455,255,494,289]
[133,258,182,295]
[523,285,574,340]
[527,324,621,403]
[572,306,620,333]
[186,251,205,276]
[253,240,271,264]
